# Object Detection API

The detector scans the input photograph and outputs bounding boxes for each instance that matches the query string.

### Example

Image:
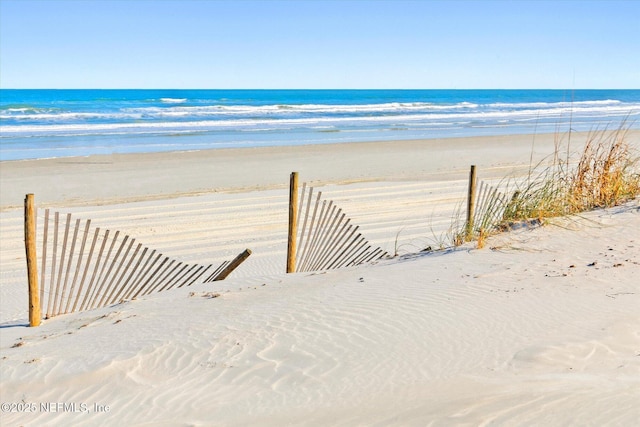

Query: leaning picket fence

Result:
[22,166,509,327]
[24,194,251,327]
[464,165,509,240]
[286,172,388,273]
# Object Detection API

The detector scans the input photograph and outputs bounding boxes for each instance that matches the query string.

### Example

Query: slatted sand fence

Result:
[465,165,511,239]
[286,173,388,273]
[24,194,251,324]
[472,179,510,234]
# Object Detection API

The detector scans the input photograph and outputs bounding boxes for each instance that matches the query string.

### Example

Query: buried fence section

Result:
[466,167,509,237]
[24,169,515,324]
[26,195,251,324]
[287,173,388,273]
[473,180,508,233]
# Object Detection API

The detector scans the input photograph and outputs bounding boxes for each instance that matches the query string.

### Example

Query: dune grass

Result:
[567,127,639,211]
[502,126,639,224]
[447,125,639,249]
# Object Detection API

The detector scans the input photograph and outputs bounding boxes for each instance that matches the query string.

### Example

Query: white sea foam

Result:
[0,111,142,121]
[2,96,638,145]
[124,100,639,119]
[3,100,638,125]
[128,101,481,116]
[487,99,623,109]
[1,103,638,137]
[160,98,188,103]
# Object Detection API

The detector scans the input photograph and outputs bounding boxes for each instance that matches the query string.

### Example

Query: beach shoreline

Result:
[4,130,637,210]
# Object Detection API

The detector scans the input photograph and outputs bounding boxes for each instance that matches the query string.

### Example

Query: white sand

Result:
[3,131,615,209]
[1,132,639,425]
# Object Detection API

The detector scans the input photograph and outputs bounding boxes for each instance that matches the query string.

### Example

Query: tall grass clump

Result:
[428,125,638,250]
[501,125,639,227]
[567,127,640,211]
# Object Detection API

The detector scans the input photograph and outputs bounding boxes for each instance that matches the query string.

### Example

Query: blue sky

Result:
[1,0,638,89]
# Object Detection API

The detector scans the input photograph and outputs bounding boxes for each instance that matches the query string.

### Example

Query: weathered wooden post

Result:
[465,165,477,242]
[213,249,252,281]
[287,172,299,273]
[24,194,41,326]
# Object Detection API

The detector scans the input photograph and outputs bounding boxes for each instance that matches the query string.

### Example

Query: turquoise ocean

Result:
[1,89,639,161]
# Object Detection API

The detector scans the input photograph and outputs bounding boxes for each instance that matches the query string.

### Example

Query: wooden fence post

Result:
[465,165,477,242]
[287,172,299,273]
[24,194,41,327]
[213,249,252,281]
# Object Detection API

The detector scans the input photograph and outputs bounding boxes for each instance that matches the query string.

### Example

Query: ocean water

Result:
[1,89,639,161]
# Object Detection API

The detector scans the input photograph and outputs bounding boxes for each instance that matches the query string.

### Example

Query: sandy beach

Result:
[0,132,605,209]
[1,131,639,425]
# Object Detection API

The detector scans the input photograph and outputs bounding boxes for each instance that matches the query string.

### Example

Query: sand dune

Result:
[1,203,638,425]
[1,133,639,425]
[0,179,470,322]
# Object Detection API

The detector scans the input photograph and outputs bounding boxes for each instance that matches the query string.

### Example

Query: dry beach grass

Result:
[455,126,640,249]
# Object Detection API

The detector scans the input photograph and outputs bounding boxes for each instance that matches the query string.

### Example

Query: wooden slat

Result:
[335,235,367,269]
[213,249,252,281]
[298,191,322,270]
[481,187,500,231]
[46,211,60,318]
[309,207,342,272]
[105,242,142,305]
[86,230,122,310]
[117,246,150,302]
[52,213,72,316]
[39,209,49,308]
[300,199,330,271]
[64,219,91,314]
[138,256,175,297]
[474,181,489,228]
[296,183,307,251]
[204,260,229,283]
[134,255,170,297]
[315,219,346,269]
[305,201,336,271]
[71,227,100,313]
[327,233,362,270]
[364,248,386,264]
[80,229,111,312]
[348,245,373,267]
[320,224,358,271]
[337,238,368,269]
[94,234,130,308]
[57,218,81,314]
[296,186,314,265]
[179,265,211,288]
[124,248,159,299]
[162,264,197,292]
[147,262,188,296]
